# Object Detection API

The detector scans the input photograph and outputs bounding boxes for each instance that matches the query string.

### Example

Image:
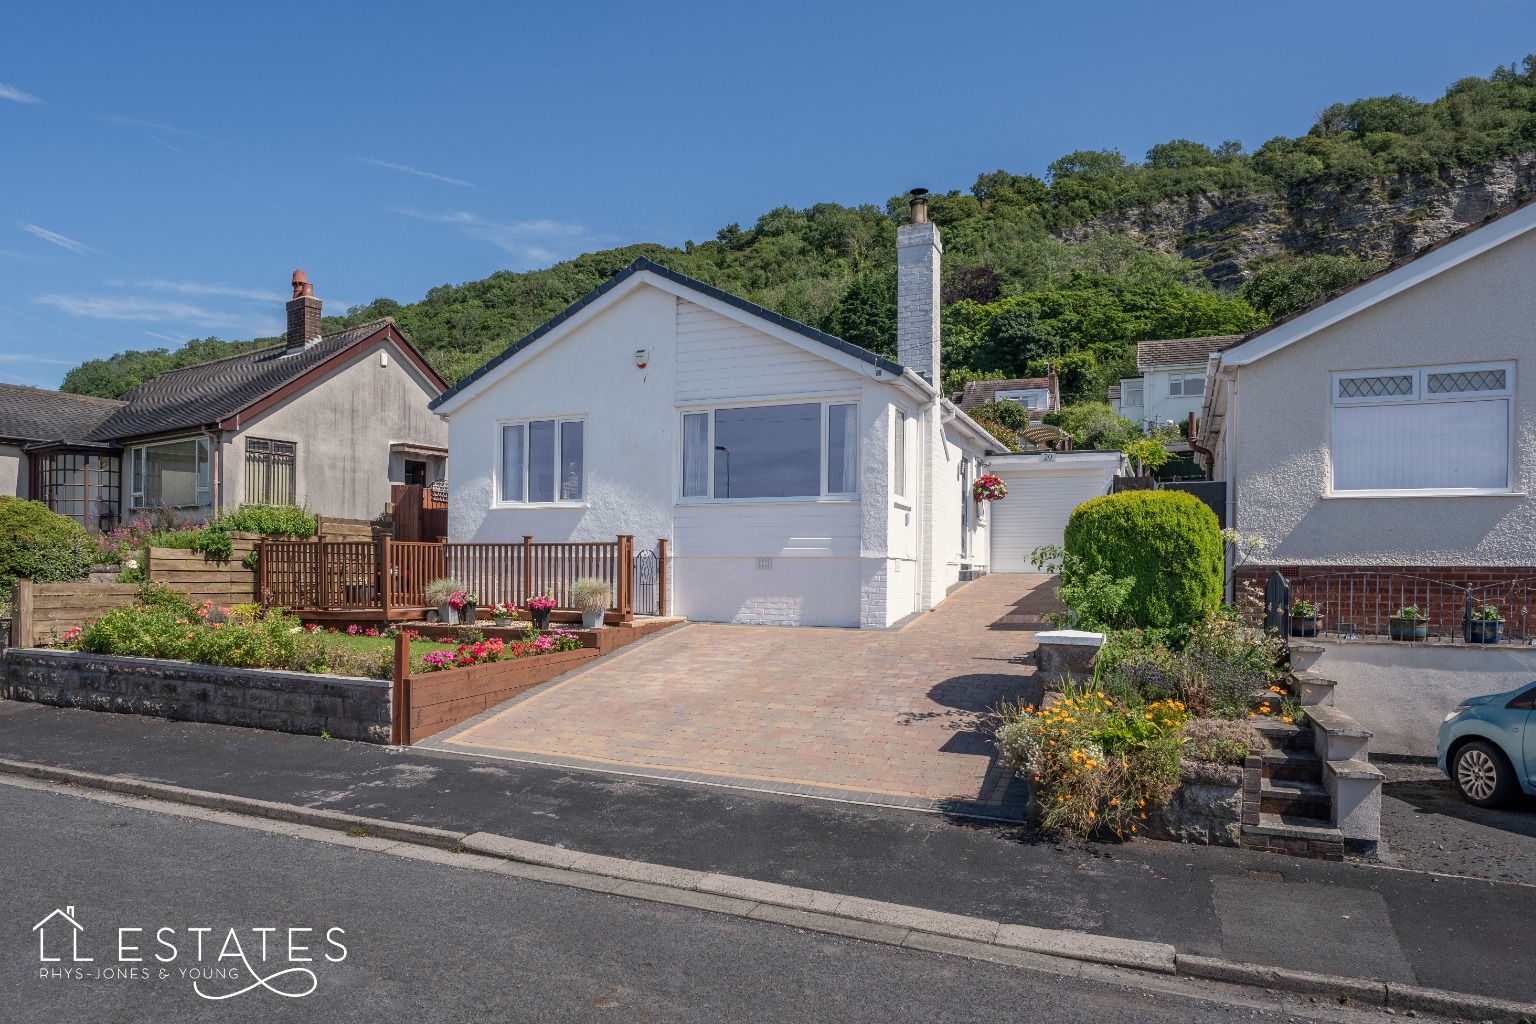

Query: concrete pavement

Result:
[2,698,1535,1007]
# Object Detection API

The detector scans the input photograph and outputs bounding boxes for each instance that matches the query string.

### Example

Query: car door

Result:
[1514,684,1536,790]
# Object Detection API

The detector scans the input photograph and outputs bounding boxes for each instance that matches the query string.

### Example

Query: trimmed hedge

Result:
[1063,490,1222,628]
[0,497,94,589]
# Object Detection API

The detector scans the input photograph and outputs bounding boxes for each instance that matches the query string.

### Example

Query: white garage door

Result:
[989,469,1109,573]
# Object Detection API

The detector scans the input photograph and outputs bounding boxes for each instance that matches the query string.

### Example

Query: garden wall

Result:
[1,648,391,742]
[396,646,598,744]
[8,581,140,648]
[145,531,261,607]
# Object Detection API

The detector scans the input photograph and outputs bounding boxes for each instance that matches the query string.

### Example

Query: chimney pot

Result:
[908,187,929,225]
[285,270,322,350]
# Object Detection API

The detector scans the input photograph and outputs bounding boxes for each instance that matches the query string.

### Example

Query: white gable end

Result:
[675,299,866,402]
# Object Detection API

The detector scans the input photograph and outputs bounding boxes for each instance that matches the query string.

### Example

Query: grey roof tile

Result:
[0,384,125,444]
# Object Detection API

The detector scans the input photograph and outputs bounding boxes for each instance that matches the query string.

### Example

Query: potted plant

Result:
[424,577,466,624]
[1290,597,1323,637]
[1388,605,1429,642]
[1467,603,1504,644]
[489,601,518,628]
[972,474,1008,502]
[451,590,478,625]
[570,577,612,629]
[526,591,556,630]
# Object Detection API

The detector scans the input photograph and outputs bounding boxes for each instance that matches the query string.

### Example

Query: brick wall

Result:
[2,648,391,742]
[1238,564,1536,636]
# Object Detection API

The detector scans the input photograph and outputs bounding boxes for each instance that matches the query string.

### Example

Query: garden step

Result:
[1259,778,1330,819]
[1252,720,1314,753]
[1242,814,1347,861]
[1292,671,1336,707]
[1261,749,1324,784]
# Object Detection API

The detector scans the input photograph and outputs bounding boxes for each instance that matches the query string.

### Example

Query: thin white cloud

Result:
[0,369,49,386]
[390,208,592,263]
[143,330,189,343]
[22,223,103,256]
[136,279,286,303]
[104,115,223,145]
[0,352,75,365]
[0,82,40,104]
[36,293,282,335]
[361,157,474,188]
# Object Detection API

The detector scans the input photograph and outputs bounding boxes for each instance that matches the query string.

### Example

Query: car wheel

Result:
[1452,740,1519,808]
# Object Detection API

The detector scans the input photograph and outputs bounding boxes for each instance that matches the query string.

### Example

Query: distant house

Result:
[432,195,1015,628]
[0,272,448,531]
[954,371,1060,421]
[1115,335,1243,430]
[1197,197,1536,587]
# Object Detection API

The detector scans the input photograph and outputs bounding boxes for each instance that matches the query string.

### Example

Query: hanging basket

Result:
[972,474,1008,502]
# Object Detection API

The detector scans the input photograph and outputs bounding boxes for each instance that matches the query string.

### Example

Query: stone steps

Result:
[1259,778,1330,819]
[1262,749,1323,784]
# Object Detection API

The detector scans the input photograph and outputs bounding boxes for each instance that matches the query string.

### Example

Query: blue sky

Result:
[3,1,1533,388]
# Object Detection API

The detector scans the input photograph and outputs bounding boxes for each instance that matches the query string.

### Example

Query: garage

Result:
[986,452,1125,572]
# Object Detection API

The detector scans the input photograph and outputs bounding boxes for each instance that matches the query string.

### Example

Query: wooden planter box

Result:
[392,645,598,745]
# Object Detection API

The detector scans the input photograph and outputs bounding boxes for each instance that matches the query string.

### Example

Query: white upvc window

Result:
[1329,361,1515,494]
[1120,379,1144,407]
[995,388,1050,410]
[894,410,908,498]
[498,417,584,505]
[679,399,859,502]
[1168,372,1204,398]
[128,436,211,509]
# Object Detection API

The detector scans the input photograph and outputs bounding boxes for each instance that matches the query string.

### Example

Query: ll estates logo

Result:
[32,904,348,1000]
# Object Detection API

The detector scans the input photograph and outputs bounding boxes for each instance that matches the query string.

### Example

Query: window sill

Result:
[490,501,590,510]
[893,501,912,512]
[1322,489,1528,499]
[675,497,859,507]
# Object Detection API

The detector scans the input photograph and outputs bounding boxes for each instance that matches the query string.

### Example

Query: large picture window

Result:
[680,400,859,501]
[129,437,210,509]
[499,417,584,504]
[245,438,296,506]
[1331,361,1515,493]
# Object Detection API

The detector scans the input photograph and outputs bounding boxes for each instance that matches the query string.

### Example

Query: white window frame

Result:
[494,415,586,507]
[995,388,1049,410]
[1120,379,1144,407]
[894,409,909,498]
[1327,360,1517,497]
[675,396,860,505]
[128,436,211,510]
[1167,372,1204,398]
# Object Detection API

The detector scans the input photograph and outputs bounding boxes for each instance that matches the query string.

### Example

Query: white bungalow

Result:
[430,195,1016,628]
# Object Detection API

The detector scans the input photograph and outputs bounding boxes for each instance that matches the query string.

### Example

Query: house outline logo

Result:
[33,905,92,963]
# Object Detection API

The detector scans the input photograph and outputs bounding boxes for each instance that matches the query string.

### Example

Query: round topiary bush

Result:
[0,497,95,589]
[1063,490,1222,628]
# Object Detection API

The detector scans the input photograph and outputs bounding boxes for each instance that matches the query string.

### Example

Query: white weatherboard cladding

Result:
[989,466,1112,572]
[446,284,678,549]
[674,556,861,627]
[1232,226,1536,565]
[675,300,867,401]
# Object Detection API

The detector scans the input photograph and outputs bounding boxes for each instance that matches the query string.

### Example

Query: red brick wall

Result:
[1238,564,1536,636]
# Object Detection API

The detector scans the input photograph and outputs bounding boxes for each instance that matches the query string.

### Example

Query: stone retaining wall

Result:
[1,648,391,743]
[1142,773,1243,846]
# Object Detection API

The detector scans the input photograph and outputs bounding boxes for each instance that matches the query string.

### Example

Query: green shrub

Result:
[0,498,95,589]
[213,505,317,537]
[1064,490,1221,628]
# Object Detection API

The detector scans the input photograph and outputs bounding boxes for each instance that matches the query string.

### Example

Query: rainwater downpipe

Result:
[202,426,222,514]
[1223,371,1239,604]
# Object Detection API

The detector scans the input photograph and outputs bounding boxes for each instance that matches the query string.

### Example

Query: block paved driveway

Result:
[423,574,1059,818]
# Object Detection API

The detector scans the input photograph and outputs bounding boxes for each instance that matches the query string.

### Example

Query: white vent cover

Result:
[756,557,774,571]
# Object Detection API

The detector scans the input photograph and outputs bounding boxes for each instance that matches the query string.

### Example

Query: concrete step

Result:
[1288,642,1324,673]
[1292,671,1336,707]
[1259,778,1330,820]
[1252,720,1314,753]
[1261,749,1323,784]
[1306,705,1372,762]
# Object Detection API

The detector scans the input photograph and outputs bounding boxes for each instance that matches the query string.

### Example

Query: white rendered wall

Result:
[1229,227,1536,566]
[0,444,24,499]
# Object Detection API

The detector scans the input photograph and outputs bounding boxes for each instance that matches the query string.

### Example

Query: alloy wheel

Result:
[1457,747,1500,801]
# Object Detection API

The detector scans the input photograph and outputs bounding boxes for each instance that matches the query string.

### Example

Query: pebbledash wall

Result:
[2,648,391,742]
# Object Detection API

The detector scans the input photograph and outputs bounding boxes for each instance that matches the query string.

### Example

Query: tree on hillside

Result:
[825,273,897,357]
[1240,253,1386,318]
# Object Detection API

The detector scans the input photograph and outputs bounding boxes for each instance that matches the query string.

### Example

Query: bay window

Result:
[680,400,859,501]
[500,417,584,504]
[129,437,210,509]
[1330,361,1514,493]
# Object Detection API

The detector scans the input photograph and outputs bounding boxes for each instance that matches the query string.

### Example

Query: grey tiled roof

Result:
[89,319,395,441]
[1136,335,1244,369]
[0,383,124,444]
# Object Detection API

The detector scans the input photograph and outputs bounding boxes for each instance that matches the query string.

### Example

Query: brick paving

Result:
[424,574,1060,818]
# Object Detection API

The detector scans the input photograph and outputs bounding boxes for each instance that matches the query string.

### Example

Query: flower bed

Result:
[419,628,582,671]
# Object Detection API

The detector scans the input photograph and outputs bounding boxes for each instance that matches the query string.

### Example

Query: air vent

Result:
[756,557,774,571]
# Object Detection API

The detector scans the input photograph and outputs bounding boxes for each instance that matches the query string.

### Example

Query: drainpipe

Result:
[1223,371,1239,604]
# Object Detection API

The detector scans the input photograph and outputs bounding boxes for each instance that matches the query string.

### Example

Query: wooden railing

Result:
[260,536,635,619]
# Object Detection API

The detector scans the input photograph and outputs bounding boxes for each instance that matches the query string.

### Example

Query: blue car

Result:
[1438,681,1536,807]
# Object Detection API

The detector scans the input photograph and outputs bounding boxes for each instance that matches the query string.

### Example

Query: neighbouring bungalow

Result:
[1197,195,1536,591]
[0,272,448,531]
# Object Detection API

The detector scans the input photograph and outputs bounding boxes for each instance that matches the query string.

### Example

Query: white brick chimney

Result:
[897,189,941,384]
